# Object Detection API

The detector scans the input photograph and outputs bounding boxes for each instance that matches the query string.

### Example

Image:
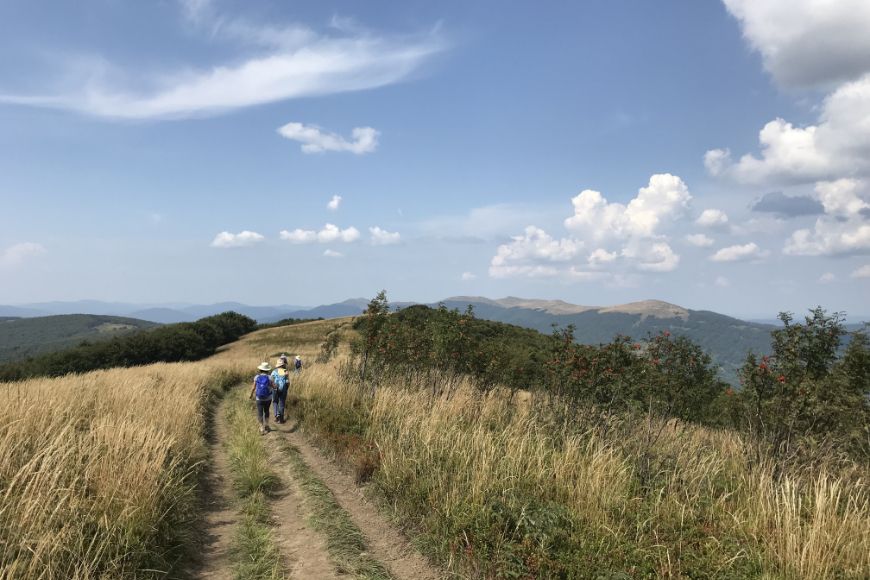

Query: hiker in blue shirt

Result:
[249,362,274,434]
[271,356,290,424]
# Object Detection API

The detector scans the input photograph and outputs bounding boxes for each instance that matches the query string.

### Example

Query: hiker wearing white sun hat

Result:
[294,355,303,373]
[250,361,274,434]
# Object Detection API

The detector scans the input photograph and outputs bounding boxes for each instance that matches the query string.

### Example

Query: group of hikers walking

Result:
[250,353,302,434]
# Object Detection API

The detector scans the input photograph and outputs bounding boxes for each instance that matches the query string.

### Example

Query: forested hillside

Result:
[0,314,157,363]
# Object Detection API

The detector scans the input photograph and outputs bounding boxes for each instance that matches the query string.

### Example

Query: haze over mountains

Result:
[3,296,866,384]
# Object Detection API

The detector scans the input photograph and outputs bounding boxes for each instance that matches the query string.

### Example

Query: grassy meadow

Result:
[1,317,866,578]
[279,320,868,578]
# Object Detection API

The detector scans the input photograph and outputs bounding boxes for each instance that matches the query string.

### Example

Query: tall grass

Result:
[290,360,869,578]
[0,361,245,579]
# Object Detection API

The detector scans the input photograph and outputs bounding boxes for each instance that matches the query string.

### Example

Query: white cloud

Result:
[280,224,360,244]
[0,9,443,120]
[210,230,264,248]
[721,0,870,88]
[819,272,836,284]
[588,248,617,266]
[564,173,691,240]
[461,272,476,281]
[695,209,729,228]
[783,179,870,256]
[369,226,400,245]
[489,226,581,279]
[710,242,767,262]
[705,74,870,185]
[278,123,379,154]
[685,233,714,247]
[715,276,730,287]
[491,175,692,279]
[851,264,870,278]
[622,241,680,272]
[279,229,317,244]
[323,249,343,258]
[327,195,342,211]
[0,242,46,268]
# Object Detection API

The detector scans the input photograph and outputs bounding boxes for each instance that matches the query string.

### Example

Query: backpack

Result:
[295,358,302,370]
[273,369,288,392]
[254,374,272,399]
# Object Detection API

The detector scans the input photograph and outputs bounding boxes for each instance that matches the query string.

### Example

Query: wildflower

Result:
[663,330,671,337]
[777,375,786,383]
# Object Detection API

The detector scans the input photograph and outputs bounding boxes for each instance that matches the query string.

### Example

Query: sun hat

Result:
[295,355,302,361]
[275,358,286,367]
[257,362,272,372]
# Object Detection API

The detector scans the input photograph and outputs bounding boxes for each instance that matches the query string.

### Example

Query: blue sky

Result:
[1,0,869,318]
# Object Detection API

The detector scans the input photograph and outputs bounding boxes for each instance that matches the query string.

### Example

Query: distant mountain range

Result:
[2,297,865,384]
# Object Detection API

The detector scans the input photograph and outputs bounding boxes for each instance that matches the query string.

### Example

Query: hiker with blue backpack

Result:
[271,355,290,424]
[249,362,274,434]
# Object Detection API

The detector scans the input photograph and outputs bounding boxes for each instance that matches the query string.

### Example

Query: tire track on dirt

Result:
[271,421,443,580]
[262,431,340,579]
[191,397,237,580]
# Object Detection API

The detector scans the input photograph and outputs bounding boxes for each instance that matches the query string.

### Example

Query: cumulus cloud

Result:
[721,0,870,88]
[490,175,691,279]
[210,230,264,248]
[705,74,870,185]
[280,223,360,244]
[851,264,870,278]
[278,123,379,154]
[323,249,343,258]
[461,272,476,281]
[489,226,581,279]
[710,242,767,262]
[696,209,729,228]
[783,179,870,256]
[564,173,692,239]
[751,191,824,217]
[0,242,46,267]
[369,226,400,245]
[622,241,680,272]
[819,272,836,284]
[327,195,342,211]
[588,248,618,266]
[685,233,714,247]
[0,7,443,120]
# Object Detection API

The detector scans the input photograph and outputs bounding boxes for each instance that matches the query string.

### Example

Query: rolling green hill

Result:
[0,314,158,363]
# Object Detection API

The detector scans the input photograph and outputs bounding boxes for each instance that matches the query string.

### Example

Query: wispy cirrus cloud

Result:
[0,4,444,120]
[278,123,379,154]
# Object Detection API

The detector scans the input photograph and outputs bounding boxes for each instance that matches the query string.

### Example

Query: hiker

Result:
[294,355,303,373]
[271,357,289,424]
[249,362,274,434]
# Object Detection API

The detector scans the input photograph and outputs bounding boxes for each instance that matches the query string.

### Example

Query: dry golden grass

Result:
[0,360,248,579]
[286,354,869,577]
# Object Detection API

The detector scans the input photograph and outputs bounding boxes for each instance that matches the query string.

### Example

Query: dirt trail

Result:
[190,399,238,580]
[262,433,339,579]
[272,421,443,580]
